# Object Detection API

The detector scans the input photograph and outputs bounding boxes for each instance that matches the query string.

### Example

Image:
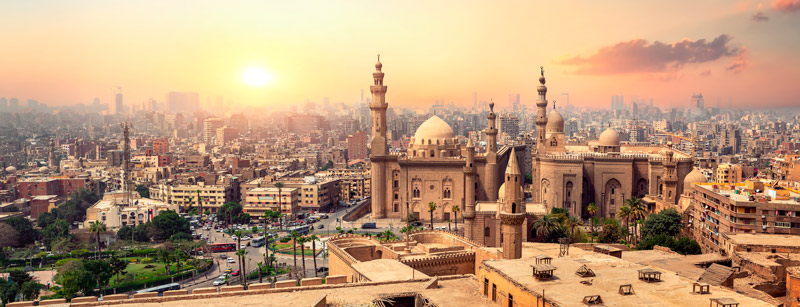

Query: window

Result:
[483,278,489,295]
[394,203,399,212]
[492,284,497,302]
[611,188,615,195]
[508,294,513,307]
[393,180,399,188]
[484,227,490,237]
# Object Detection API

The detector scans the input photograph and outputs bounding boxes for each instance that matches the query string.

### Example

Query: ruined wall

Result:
[787,269,800,307]
[477,263,559,307]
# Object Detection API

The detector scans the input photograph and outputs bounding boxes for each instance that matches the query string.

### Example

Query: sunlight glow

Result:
[242,67,274,87]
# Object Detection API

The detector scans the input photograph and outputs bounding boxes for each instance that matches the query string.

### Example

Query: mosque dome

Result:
[413,115,455,145]
[683,168,708,192]
[38,166,50,173]
[498,182,506,201]
[598,128,620,146]
[546,110,564,133]
[4,166,16,173]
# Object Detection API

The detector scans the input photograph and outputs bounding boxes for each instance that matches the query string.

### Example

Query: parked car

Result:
[231,270,240,276]
[213,279,226,286]
[225,268,232,273]
[361,222,377,229]
[227,258,236,263]
[317,224,324,229]
[411,221,423,227]
[240,244,247,249]
[220,254,228,259]
[316,266,329,273]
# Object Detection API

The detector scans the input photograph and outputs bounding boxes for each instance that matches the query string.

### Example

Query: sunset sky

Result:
[1,0,799,110]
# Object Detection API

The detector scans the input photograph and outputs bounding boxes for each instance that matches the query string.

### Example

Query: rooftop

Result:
[724,233,800,247]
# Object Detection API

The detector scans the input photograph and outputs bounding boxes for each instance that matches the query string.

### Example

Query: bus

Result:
[287,225,311,235]
[251,236,266,248]
[136,282,181,295]
[209,243,236,253]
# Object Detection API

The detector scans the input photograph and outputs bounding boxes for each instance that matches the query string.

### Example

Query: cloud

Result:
[559,35,742,75]
[772,0,800,12]
[700,70,712,76]
[752,11,770,21]
[726,47,750,74]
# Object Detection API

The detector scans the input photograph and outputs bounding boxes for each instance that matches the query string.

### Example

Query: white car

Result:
[231,235,238,240]
[227,258,236,263]
[213,279,225,286]
[240,244,247,249]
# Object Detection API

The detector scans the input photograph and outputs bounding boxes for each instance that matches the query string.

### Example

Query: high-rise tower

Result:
[500,148,524,259]
[370,56,389,218]
[535,66,548,153]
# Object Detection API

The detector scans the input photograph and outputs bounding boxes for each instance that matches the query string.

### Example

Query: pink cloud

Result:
[559,35,742,75]
[726,47,750,74]
[772,0,800,12]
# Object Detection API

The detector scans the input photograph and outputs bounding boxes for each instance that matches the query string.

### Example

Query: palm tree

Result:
[587,202,598,242]
[533,214,558,239]
[427,202,437,230]
[196,190,203,216]
[290,230,299,278]
[256,261,264,284]
[186,196,194,214]
[235,249,248,285]
[626,197,647,245]
[308,234,320,277]
[262,210,278,269]
[90,221,106,258]
[619,206,633,244]
[451,205,460,234]
[234,230,243,251]
[275,182,285,230]
[158,248,173,282]
[297,236,308,278]
[564,215,583,241]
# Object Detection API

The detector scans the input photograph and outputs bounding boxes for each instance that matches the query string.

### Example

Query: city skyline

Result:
[1,0,799,110]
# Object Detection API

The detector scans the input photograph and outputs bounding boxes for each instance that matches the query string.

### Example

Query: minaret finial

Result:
[377,54,380,62]
[553,100,556,110]
[489,99,495,113]
[540,66,544,76]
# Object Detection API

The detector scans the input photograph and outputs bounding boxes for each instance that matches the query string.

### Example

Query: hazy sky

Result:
[1,0,799,110]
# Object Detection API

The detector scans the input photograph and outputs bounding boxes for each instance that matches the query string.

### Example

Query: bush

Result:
[672,237,702,255]
[637,234,675,250]
[598,221,622,244]
[279,236,291,243]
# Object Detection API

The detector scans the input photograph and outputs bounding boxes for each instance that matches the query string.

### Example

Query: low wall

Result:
[342,199,371,222]
[572,243,630,252]
[133,292,159,299]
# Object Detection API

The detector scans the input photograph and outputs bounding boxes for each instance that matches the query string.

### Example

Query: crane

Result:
[657,130,697,158]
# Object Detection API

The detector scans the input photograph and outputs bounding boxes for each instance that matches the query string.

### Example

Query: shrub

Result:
[637,233,675,250]
[672,237,702,255]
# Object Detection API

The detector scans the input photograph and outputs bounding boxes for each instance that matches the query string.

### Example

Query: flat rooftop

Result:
[483,243,771,306]
[351,259,430,282]
[724,233,800,247]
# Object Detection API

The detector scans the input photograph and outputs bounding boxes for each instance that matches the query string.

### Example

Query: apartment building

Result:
[242,187,300,218]
[148,182,235,213]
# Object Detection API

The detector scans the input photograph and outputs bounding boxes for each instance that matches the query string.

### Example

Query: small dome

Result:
[684,168,707,192]
[598,128,620,146]
[4,166,16,173]
[413,115,454,145]
[546,110,564,133]
[498,182,506,201]
[375,60,382,71]
[38,166,50,173]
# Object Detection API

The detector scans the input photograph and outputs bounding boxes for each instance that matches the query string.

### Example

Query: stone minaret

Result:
[47,139,56,170]
[535,66,548,153]
[501,148,524,259]
[369,56,388,218]
[485,103,498,201]
[122,123,131,205]
[463,138,477,239]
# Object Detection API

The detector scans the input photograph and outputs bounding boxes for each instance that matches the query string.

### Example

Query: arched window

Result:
[512,203,517,213]
[430,150,435,157]
[484,227,490,237]
[413,187,420,198]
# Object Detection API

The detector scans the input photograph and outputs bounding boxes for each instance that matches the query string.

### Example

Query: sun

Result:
[242,66,274,87]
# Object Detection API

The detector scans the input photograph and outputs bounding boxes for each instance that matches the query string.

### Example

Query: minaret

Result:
[369,56,389,218]
[500,148,524,259]
[535,66,548,153]
[122,123,131,205]
[485,102,499,201]
[47,139,56,170]
[463,138,477,239]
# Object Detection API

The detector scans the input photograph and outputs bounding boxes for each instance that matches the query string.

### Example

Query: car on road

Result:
[316,266,328,273]
[213,279,226,286]
[240,244,247,249]
[411,221,423,227]
[241,236,251,240]
[227,258,236,263]
[317,224,324,229]
[225,268,232,273]
[361,222,377,229]
[220,254,228,259]
[231,270,240,276]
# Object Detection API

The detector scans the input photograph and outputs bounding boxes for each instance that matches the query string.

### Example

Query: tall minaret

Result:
[535,66,548,153]
[369,56,388,218]
[463,138,477,239]
[485,102,499,201]
[122,122,131,205]
[500,148,524,259]
[47,139,56,170]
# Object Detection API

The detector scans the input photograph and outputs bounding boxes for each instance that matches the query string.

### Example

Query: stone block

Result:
[274,280,297,288]
[163,289,189,296]
[6,301,34,307]
[103,294,129,301]
[248,283,272,290]
[423,277,439,289]
[192,287,218,294]
[70,296,98,303]
[301,277,323,286]
[133,292,159,299]
[39,298,67,305]
[220,285,245,292]
[325,275,347,285]
[312,294,327,307]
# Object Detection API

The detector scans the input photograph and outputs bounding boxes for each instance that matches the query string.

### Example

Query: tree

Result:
[186,196,194,214]
[42,219,70,249]
[234,230,243,253]
[169,232,193,242]
[275,182,285,230]
[235,249,248,285]
[427,202,437,229]
[297,236,307,278]
[157,248,173,282]
[4,217,37,247]
[671,237,701,255]
[626,197,647,245]
[0,277,18,306]
[37,212,57,228]
[321,160,334,171]
[587,202,598,242]
[451,205,460,234]
[618,206,633,244]
[256,262,264,284]
[90,221,107,258]
[640,208,683,239]
[108,256,128,287]
[151,210,190,241]
[564,215,583,242]
[636,233,675,251]
[20,280,42,301]
[308,234,319,277]
[83,259,113,295]
[219,202,243,225]
[598,219,622,243]
[135,184,150,198]
[290,230,299,279]
[196,190,203,216]
[0,223,20,249]
[533,215,559,240]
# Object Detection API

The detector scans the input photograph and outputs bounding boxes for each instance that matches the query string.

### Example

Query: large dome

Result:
[598,128,620,146]
[413,115,454,145]
[38,166,50,173]
[683,168,708,192]
[546,110,564,133]
[4,166,16,173]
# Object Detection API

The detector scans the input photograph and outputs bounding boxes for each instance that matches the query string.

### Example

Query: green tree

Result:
[290,230,300,278]
[274,182,285,230]
[640,208,683,239]
[151,210,190,241]
[297,236,308,278]
[219,202,243,225]
[0,277,18,306]
[451,204,460,234]
[626,197,647,245]
[108,256,128,287]
[637,233,675,250]
[20,280,42,301]
[427,202,437,229]
[533,214,559,240]
[169,232,194,242]
[598,219,622,243]
[587,202,598,242]
[234,230,243,253]
[42,219,70,249]
[83,259,113,295]
[37,212,57,228]
[4,217,37,247]
[564,215,583,242]
[618,205,633,244]
[196,190,203,215]
[235,249,248,285]
[157,248,173,282]
[671,237,702,255]
[89,220,106,257]
[308,234,320,277]
[135,184,150,198]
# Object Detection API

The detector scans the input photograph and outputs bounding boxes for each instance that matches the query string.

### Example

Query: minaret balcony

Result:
[462,166,476,174]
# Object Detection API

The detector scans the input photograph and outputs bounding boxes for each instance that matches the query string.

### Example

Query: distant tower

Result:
[462,139,477,239]
[115,87,124,115]
[500,148,524,259]
[48,138,56,170]
[535,67,549,153]
[485,102,499,201]
[369,55,389,218]
[122,122,131,205]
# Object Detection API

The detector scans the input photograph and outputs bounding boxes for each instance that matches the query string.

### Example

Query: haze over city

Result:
[2,0,800,110]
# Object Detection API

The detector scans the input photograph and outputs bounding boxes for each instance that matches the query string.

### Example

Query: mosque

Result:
[368,59,695,250]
